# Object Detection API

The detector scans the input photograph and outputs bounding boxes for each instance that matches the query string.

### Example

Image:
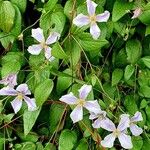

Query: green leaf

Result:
[140,99,148,109]
[142,137,150,150]
[76,139,88,150]
[126,39,142,64]
[49,103,66,134]
[59,129,77,150]
[124,65,135,81]
[112,0,133,22]
[44,0,58,12]
[52,42,68,59]
[0,138,5,150]
[23,108,41,136]
[112,68,123,86]
[139,85,150,98]
[142,56,150,69]
[139,10,150,25]
[64,0,73,19]
[35,79,54,106]
[11,0,27,13]
[76,33,108,51]
[124,95,138,114]
[131,136,143,150]
[0,1,15,32]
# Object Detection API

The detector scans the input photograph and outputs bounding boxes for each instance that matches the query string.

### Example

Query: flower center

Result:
[41,41,47,49]
[113,129,121,137]
[77,99,86,106]
[89,15,96,24]
[17,93,23,100]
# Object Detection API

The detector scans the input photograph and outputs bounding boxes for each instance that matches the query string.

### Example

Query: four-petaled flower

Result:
[0,73,17,88]
[101,115,133,149]
[60,84,100,123]
[0,84,37,113]
[89,109,109,129]
[121,111,143,136]
[73,0,110,40]
[27,28,60,61]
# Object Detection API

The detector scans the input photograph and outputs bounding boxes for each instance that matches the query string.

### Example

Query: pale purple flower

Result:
[27,28,60,61]
[73,0,110,39]
[0,73,17,88]
[121,112,143,136]
[131,8,142,19]
[101,115,133,149]
[89,109,109,129]
[60,84,100,123]
[0,84,37,113]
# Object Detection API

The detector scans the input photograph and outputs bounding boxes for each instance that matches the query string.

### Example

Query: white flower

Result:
[0,84,37,113]
[121,111,143,136]
[0,73,17,88]
[89,109,109,129]
[60,84,100,123]
[73,0,110,39]
[27,28,60,61]
[131,8,141,19]
[101,115,133,149]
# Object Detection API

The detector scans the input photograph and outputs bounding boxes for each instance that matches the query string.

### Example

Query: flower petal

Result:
[46,32,60,45]
[130,124,143,136]
[11,97,22,113]
[132,8,141,19]
[27,44,43,55]
[73,14,90,27]
[79,84,92,99]
[60,92,78,105]
[87,0,97,16]
[92,118,102,128]
[31,28,45,42]
[84,100,100,113]
[100,118,116,131]
[44,46,54,62]
[0,87,17,96]
[101,133,116,148]
[89,112,99,119]
[118,133,133,149]
[90,23,100,40]
[70,106,83,123]
[117,114,130,131]
[16,84,31,95]
[131,111,143,122]
[24,96,37,111]
[96,11,110,22]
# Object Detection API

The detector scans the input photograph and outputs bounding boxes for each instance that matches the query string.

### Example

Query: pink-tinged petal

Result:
[70,106,83,123]
[0,87,17,96]
[24,96,37,111]
[100,118,116,131]
[131,111,143,122]
[60,92,78,105]
[11,98,22,113]
[130,124,143,136]
[118,133,133,149]
[117,114,130,131]
[73,14,90,27]
[101,133,116,148]
[84,100,100,113]
[132,8,141,19]
[90,23,100,40]
[16,84,31,95]
[79,84,92,99]
[31,28,45,42]
[87,0,97,16]
[27,44,42,55]
[46,32,60,45]
[96,11,110,22]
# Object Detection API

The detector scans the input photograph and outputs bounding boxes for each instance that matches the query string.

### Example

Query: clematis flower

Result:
[131,8,142,19]
[73,0,110,39]
[121,111,143,136]
[0,73,17,88]
[60,84,100,123]
[101,115,133,149]
[27,28,60,61]
[89,109,109,128]
[0,84,37,113]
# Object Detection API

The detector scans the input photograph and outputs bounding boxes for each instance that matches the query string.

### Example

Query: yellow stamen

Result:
[17,93,23,100]
[89,14,96,24]
[77,99,86,106]
[113,129,121,137]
